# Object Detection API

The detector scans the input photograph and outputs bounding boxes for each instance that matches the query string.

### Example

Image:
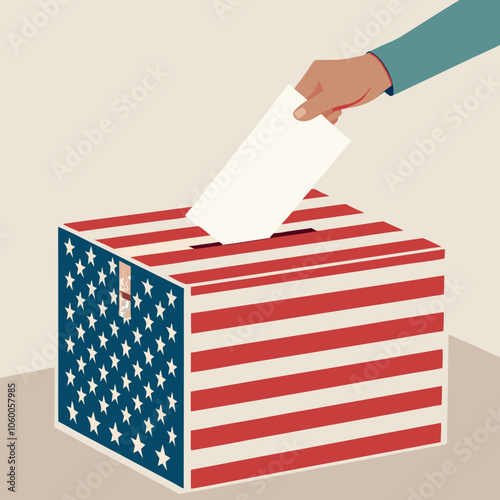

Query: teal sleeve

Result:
[369,0,500,95]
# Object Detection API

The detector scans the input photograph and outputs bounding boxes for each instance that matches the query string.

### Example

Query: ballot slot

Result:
[189,228,316,249]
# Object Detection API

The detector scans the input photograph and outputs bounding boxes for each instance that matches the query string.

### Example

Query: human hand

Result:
[294,53,392,124]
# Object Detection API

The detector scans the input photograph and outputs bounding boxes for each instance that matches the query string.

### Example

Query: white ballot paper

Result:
[187,85,350,244]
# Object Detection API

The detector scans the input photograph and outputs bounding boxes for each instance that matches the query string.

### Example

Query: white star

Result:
[143,382,153,400]
[167,289,176,308]
[121,373,131,391]
[132,328,142,345]
[98,364,109,382]
[167,324,176,342]
[167,358,177,377]
[121,340,131,358]
[109,320,119,337]
[99,396,109,414]
[98,332,108,349]
[155,445,170,470]
[87,344,97,362]
[131,433,145,456]
[98,301,107,317]
[109,352,119,370]
[155,301,165,319]
[88,412,100,434]
[65,272,75,289]
[65,337,75,353]
[86,247,96,266]
[144,313,153,331]
[66,369,75,386]
[167,393,177,411]
[132,394,143,413]
[76,324,85,340]
[144,417,154,436]
[108,258,117,275]
[110,385,120,403]
[133,293,142,310]
[76,292,86,309]
[143,348,154,366]
[121,407,131,425]
[156,405,166,424]
[64,238,75,256]
[98,268,107,286]
[142,279,153,297]
[109,422,122,444]
[109,289,118,305]
[155,336,166,354]
[122,315,131,325]
[88,378,97,395]
[87,281,96,298]
[156,370,166,389]
[87,313,97,330]
[76,356,86,373]
[75,259,85,277]
[167,426,177,445]
[67,401,78,423]
[132,361,143,379]
[77,387,86,404]
[65,303,75,321]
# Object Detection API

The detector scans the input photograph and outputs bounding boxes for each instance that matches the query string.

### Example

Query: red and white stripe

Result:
[65,189,447,491]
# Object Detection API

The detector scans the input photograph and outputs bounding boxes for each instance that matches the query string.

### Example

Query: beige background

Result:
[3,0,500,378]
[1,0,499,497]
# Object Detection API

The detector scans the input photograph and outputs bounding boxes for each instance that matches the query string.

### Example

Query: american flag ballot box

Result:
[56,189,447,492]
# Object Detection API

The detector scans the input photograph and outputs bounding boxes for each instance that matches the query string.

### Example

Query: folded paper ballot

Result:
[187,85,350,244]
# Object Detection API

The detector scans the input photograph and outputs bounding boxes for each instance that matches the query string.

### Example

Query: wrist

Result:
[365,52,392,93]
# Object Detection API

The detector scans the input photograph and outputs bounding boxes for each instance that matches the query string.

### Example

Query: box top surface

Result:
[62,189,443,286]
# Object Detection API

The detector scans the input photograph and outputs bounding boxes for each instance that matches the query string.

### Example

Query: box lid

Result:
[63,189,443,288]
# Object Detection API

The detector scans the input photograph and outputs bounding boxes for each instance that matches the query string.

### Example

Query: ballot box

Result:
[56,189,447,493]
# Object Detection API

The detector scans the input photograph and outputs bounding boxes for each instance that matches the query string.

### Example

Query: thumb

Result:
[293,91,340,121]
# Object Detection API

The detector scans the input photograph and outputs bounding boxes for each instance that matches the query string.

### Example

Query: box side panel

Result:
[186,249,446,489]
[58,228,185,488]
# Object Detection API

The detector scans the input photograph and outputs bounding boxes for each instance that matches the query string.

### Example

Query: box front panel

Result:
[57,228,185,488]
[186,249,446,488]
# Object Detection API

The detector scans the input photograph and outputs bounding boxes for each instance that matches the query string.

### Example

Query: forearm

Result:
[370,0,500,95]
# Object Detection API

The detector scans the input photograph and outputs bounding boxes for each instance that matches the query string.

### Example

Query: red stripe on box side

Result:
[191,313,444,371]
[191,387,442,449]
[191,350,443,410]
[191,276,444,333]
[190,424,442,487]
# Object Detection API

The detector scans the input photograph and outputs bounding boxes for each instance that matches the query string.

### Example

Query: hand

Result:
[294,54,392,124]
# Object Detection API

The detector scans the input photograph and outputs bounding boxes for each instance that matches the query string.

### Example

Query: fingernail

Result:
[294,107,306,119]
